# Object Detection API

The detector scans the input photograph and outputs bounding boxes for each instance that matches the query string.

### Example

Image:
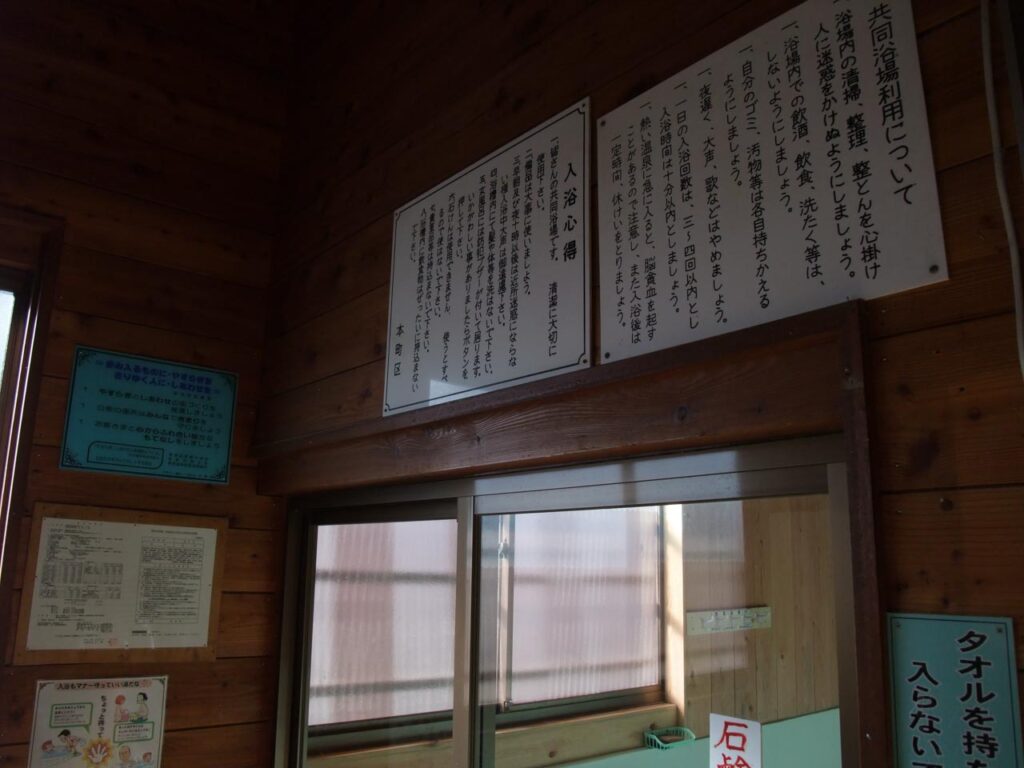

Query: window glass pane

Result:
[485,495,842,767]
[0,291,14,390]
[676,496,839,736]
[308,519,457,726]
[507,506,662,704]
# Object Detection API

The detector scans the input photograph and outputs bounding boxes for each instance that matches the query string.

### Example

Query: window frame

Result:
[283,433,868,767]
[0,209,61,665]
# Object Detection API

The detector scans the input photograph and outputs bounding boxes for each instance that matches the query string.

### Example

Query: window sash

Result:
[288,435,855,767]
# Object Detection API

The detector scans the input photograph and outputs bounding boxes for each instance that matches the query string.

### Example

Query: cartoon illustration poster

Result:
[29,676,167,768]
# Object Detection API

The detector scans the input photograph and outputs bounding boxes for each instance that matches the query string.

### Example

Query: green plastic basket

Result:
[644,726,697,750]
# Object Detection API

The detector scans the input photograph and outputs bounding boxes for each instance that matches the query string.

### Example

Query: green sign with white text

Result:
[61,347,236,484]
[889,613,1023,768]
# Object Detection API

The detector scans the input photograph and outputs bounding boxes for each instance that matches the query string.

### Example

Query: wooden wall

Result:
[0,1,289,765]
[260,0,1024,748]
[679,497,839,738]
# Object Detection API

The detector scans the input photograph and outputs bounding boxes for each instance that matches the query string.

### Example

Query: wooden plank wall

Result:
[261,0,1024,738]
[680,497,838,738]
[0,1,289,765]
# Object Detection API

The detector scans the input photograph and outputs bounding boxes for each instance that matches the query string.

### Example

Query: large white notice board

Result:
[597,0,945,361]
[17,504,225,663]
[384,100,591,414]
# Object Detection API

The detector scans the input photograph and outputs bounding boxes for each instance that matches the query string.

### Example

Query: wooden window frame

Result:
[0,208,61,664]
[270,301,886,767]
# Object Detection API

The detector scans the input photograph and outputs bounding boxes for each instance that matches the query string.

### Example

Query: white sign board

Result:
[598,0,945,361]
[29,676,167,768]
[385,100,591,414]
[687,606,772,635]
[710,713,762,768]
[27,516,217,651]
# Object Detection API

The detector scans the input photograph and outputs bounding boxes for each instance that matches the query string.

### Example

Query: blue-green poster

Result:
[61,347,237,484]
[889,613,1023,768]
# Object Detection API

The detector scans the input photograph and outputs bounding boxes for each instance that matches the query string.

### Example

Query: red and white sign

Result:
[710,713,762,768]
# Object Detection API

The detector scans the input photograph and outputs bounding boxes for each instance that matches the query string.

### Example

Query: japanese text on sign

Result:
[61,347,237,484]
[385,100,591,415]
[597,0,945,361]
[26,515,218,652]
[710,713,763,768]
[29,676,167,768]
[889,613,1024,767]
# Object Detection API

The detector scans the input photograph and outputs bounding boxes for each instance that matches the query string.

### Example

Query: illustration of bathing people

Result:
[114,694,130,722]
[57,729,82,755]
[130,692,149,723]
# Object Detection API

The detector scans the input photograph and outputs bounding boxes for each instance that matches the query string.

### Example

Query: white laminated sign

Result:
[597,0,945,361]
[29,676,167,768]
[710,713,762,768]
[385,100,591,414]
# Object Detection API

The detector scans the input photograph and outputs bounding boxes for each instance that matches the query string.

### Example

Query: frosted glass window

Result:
[308,519,457,726]
[506,506,661,704]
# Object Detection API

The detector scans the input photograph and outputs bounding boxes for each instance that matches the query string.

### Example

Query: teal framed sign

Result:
[889,612,1023,768]
[60,347,237,484]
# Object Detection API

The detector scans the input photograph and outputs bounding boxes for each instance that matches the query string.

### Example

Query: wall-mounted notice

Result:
[61,347,237,483]
[710,713,762,768]
[889,613,1024,767]
[687,606,772,636]
[29,676,167,768]
[18,505,223,661]
[384,100,591,414]
[597,0,945,361]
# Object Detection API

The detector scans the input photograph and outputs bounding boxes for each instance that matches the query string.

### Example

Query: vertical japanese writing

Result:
[835,5,861,278]
[523,148,534,297]
[425,204,436,350]
[701,68,727,325]
[412,209,426,391]
[640,110,658,341]
[485,169,497,374]
[547,281,558,356]
[387,103,589,413]
[724,69,742,187]
[906,659,943,767]
[660,106,676,338]
[871,1,916,205]
[474,174,486,379]
[742,51,770,309]
[627,122,642,344]
[610,136,626,330]
[675,87,699,329]
[509,155,521,368]
[461,192,472,381]
[958,630,999,766]
[548,137,561,260]
[712,718,754,768]
[498,172,509,334]
[562,161,580,262]
[596,0,944,366]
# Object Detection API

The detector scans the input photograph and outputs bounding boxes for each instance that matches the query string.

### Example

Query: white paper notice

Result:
[598,0,945,361]
[384,100,591,414]
[29,676,167,768]
[27,517,217,651]
[710,713,762,768]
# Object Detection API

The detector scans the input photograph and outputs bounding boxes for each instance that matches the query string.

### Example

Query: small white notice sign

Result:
[26,516,218,651]
[385,100,591,414]
[29,676,167,768]
[710,713,762,768]
[597,0,945,361]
